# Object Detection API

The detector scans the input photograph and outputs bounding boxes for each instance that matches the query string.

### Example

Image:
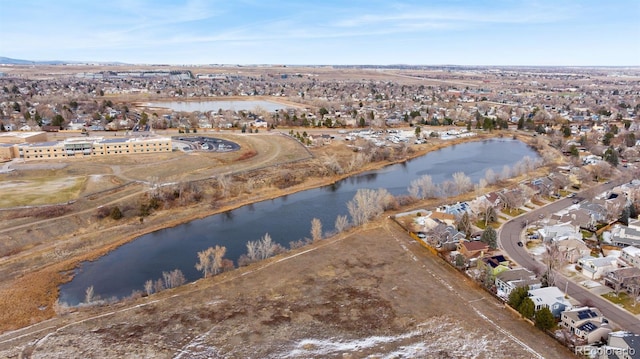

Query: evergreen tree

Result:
[517,115,525,130]
[480,226,497,249]
[508,286,529,309]
[534,307,555,330]
[518,297,535,319]
[603,146,619,167]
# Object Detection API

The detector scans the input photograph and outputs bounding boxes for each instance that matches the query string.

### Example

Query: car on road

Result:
[517,241,523,247]
[573,199,580,204]
[568,193,576,198]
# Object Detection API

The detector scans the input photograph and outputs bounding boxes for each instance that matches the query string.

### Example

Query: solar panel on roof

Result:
[577,310,598,320]
[578,322,597,332]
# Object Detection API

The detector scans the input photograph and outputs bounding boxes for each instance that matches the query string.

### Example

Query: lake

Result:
[59,138,538,305]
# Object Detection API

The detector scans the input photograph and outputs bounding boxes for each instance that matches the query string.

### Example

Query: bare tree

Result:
[323,155,344,175]
[500,165,512,182]
[246,233,278,263]
[257,233,276,260]
[246,240,259,261]
[409,174,438,199]
[216,174,231,197]
[606,200,625,223]
[452,172,473,195]
[163,269,186,289]
[542,242,563,287]
[85,285,95,304]
[347,188,393,226]
[154,279,165,293]
[519,183,536,205]
[500,190,525,214]
[590,162,612,182]
[476,178,488,193]
[144,279,154,296]
[195,245,227,278]
[335,214,349,233]
[311,218,323,242]
[438,180,457,198]
[484,168,497,185]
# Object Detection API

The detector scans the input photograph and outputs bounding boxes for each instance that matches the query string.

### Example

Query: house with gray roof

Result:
[598,331,640,359]
[610,218,640,248]
[495,268,541,300]
[577,256,619,280]
[528,286,572,318]
[561,306,611,344]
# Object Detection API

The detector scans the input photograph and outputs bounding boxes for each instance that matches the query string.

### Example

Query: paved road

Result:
[499,179,640,333]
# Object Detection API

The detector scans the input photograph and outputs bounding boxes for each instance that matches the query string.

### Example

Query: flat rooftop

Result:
[0,131,45,139]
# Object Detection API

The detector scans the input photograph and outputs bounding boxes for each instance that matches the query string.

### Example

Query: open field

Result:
[0,222,572,358]
[0,128,567,358]
[0,176,85,207]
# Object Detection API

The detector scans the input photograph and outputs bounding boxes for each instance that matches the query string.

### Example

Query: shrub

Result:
[110,206,123,220]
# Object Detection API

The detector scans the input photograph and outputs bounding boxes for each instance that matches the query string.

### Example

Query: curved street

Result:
[498,179,640,334]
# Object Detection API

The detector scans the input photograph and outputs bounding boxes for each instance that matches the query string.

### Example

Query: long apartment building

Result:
[16,135,172,160]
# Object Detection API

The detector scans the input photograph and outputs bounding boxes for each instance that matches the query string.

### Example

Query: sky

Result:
[0,0,638,66]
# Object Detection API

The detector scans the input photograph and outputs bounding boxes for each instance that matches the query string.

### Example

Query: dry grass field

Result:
[0,222,572,358]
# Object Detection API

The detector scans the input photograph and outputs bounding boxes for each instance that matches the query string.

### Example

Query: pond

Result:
[144,100,291,113]
[59,138,538,305]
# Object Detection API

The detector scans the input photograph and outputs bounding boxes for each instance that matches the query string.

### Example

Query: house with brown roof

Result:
[457,240,489,260]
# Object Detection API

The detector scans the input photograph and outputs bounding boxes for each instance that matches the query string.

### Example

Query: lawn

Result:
[501,208,526,217]
[531,198,546,206]
[475,220,501,230]
[0,177,86,207]
[602,292,640,315]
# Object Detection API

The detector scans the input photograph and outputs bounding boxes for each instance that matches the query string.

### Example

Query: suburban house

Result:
[610,217,640,248]
[579,202,608,223]
[437,202,472,217]
[557,238,592,264]
[560,307,611,344]
[479,254,511,277]
[577,256,619,280]
[604,267,640,295]
[553,208,597,231]
[457,240,489,261]
[468,192,502,214]
[495,268,541,299]
[528,287,572,317]
[600,331,640,358]
[620,246,640,268]
[537,222,582,242]
[529,177,555,196]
